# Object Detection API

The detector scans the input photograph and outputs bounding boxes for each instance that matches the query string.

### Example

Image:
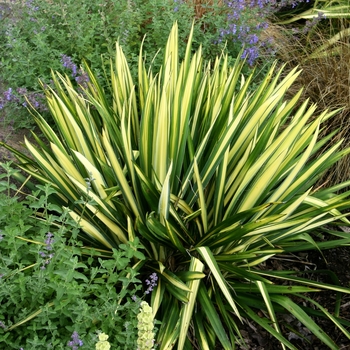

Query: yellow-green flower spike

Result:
[95,332,111,350]
[137,301,155,350]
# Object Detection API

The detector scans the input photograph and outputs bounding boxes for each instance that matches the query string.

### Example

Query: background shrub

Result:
[0,0,289,128]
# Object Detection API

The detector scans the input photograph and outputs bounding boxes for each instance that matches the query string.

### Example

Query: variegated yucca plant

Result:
[3,23,350,349]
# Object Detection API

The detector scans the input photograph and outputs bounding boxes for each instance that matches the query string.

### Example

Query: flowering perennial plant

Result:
[0,169,147,349]
[0,87,47,112]
[0,0,324,131]
[220,0,271,64]
[137,302,155,350]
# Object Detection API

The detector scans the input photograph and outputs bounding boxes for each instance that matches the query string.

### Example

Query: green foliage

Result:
[0,0,278,129]
[2,23,350,349]
[0,163,150,349]
[0,0,235,92]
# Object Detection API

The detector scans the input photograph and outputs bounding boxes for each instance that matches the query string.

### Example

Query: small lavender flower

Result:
[145,272,158,294]
[67,331,83,350]
[25,91,47,112]
[4,88,13,101]
[45,232,54,249]
[26,0,39,12]
[61,54,78,77]
[241,46,260,66]
[75,70,90,88]
[84,173,95,190]
[16,87,27,95]
[0,321,5,329]
[39,232,55,269]
[302,11,325,34]
[0,233,3,242]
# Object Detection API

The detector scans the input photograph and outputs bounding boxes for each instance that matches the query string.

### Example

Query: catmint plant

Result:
[0,0,274,129]
[0,170,149,349]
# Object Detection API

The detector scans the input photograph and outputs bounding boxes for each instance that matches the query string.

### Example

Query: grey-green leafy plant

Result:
[0,163,148,349]
[0,0,287,130]
[2,23,350,349]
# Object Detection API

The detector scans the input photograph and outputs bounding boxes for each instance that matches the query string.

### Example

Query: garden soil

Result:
[1,125,350,350]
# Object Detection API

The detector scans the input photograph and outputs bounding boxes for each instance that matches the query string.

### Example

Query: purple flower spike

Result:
[39,232,55,269]
[145,272,158,294]
[4,88,13,101]
[67,331,83,349]
[61,54,78,77]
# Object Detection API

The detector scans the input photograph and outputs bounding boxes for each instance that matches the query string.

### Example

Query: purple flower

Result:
[173,0,180,11]
[248,34,259,45]
[61,55,78,77]
[302,11,326,34]
[39,232,55,269]
[16,87,28,95]
[75,71,90,87]
[242,46,260,66]
[0,321,5,329]
[45,232,54,248]
[26,0,39,14]
[145,272,158,294]
[4,88,13,101]
[67,331,83,349]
